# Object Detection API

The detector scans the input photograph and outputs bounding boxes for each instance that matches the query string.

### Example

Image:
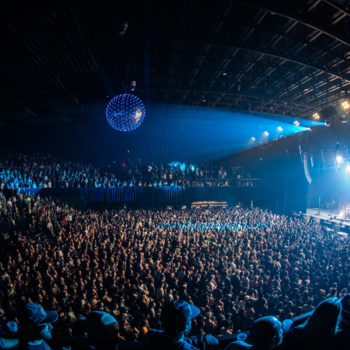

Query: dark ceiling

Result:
[2,0,350,128]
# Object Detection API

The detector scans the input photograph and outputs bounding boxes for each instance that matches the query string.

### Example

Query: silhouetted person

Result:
[278,297,342,350]
[19,302,58,350]
[225,316,283,350]
[335,294,350,350]
[141,300,218,350]
[0,320,19,350]
[85,311,120,350]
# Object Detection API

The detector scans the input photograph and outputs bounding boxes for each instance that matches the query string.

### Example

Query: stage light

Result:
[345,164,350,175]
[339,210,345,219]
[276,126,283,132]
[293,120,300,126]
[340,100,350,111]
[312,113,320,120]
[263,131,269,136]
[250,136,256,142]
[336,155,343,164]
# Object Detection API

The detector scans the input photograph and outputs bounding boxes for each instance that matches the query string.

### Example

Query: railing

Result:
[16,186,271,205]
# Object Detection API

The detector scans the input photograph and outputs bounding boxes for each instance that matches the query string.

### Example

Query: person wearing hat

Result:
[277,297,341,350]
[141,300,218,350]
[224,316,283,350]
[339,293,350,332]
[0,320,19,350]
[335,294,350,350]
[84,311,120,350]
[19,302,58,350]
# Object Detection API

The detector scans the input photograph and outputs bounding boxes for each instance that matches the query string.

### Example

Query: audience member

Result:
[224,316,283,350]
[0,320,19,350]
[277,297,342,350]
[141,300,218,349]
[335,294,350,350]
[19,303,58,350]
[84,311,120,350]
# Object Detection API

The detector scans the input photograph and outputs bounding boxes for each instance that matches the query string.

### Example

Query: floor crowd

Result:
[0,191,348,343]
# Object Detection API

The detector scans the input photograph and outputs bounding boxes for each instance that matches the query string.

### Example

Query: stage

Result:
[302,208,350,236]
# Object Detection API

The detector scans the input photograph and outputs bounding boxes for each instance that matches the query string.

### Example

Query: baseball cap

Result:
[83,311,119,343]
[0,320,18,339]
[160,300,200,335]
[23,303,58,327]
[161,300,200,322]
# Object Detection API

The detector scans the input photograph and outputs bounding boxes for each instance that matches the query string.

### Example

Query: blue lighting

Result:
[108,104,324,161]
[158,221,271,232]
[169,161,182,168]
[148,105,316,160]
[106,94,146,132]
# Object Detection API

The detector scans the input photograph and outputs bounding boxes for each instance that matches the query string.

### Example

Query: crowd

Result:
[0,152,260,189]
[0,190,349,348]
[0,296,349,350]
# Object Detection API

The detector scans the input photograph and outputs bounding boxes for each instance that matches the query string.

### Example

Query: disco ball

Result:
[105,94,146,132]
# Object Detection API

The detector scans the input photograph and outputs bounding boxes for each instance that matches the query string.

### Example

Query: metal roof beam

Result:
[151,38,350,85]
[322,0,350,17]
[236,0,350,49]
[151,87,315,112]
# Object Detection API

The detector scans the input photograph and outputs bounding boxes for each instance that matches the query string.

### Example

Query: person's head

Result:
[85,311,119,350]
[303,297,342,336]
[0,319,19,350]
[249,316,283,349]
[0,319,18,339]
[21,302,58,341]
[160,300,200,339]
[339,293,350,331]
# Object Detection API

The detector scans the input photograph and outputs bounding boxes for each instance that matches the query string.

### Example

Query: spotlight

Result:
[312,112,320,120]
[336,155,343,164]
[276,126,283,132]
[340,100,350,111]
[263,131,269,136]
[293,120,300,126]
[250,136,256,142]
[346,164,350,175]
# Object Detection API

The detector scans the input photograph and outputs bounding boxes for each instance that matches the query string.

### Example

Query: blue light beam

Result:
[118,104,321,161]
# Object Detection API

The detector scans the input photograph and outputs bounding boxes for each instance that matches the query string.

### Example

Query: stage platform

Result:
[302,208,350,236]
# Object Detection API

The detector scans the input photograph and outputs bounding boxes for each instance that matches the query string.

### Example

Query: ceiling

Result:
[1,0,350,128]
